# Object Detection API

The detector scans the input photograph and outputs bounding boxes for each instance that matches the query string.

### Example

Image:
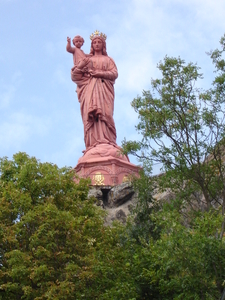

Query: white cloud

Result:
[0,112,51,151]
[0,72,22,109]
[116,54,155,92]
[49,134,85,168]
[189,0,225,25]
[0,85,15,109]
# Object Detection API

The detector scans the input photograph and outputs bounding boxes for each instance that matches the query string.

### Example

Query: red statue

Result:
[66,35,86,66]
[68,31,117,149]
[67,31,140,185]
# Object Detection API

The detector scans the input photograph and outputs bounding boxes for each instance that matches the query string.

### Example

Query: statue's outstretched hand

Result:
[67,37,71,43]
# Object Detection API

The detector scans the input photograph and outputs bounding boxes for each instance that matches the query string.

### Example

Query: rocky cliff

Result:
[88,182,138,225]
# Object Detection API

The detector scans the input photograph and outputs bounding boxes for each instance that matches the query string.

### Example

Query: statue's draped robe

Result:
[73,48,86,66]
[71,55,118,149]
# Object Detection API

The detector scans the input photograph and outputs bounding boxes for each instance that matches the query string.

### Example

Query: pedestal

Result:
[74,144,140,185]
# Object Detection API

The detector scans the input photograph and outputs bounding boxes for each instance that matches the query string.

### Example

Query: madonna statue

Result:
[70,30,118,150]
[67,30,140,186]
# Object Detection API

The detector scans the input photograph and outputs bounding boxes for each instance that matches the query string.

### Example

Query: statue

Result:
[67,30,118,150]
[66,35,87,66]
[67,30,140,185]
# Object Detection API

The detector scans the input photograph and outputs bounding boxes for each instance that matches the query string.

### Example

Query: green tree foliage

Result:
[208,34,225,100]
[130,206,225,299]
[125,171,161,244]
[0,154,224,299]
[123,34,225,231]
[121,34,225,299]
[0,153,138,300]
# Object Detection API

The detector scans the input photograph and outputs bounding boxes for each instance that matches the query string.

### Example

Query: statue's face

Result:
[92,38,103,52]
[74,39,83,48]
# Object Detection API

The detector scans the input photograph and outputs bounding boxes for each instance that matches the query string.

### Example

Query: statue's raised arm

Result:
[66,35,87,66]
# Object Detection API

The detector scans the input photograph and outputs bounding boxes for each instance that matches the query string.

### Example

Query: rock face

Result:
[88,182,138,225]
[87,181,179,225]
[107,182,135,207]
[88,168,222,226]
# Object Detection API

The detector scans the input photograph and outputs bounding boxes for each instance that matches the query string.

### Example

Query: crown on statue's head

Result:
[90,30,107,41]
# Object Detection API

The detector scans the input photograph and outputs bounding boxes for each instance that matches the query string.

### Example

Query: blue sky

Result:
[1,0,225,174]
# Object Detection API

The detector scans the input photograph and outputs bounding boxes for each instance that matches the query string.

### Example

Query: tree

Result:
[132,206,225,299]
[123,34,225,236]
[124,170,161,245]
[120,33,225,300]
[0,152,139,300]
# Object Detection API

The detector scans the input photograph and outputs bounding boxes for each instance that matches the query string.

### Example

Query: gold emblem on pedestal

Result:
[122,175,131,183]
[93,172,105,185]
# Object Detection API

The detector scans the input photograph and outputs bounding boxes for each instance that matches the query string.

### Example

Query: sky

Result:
[1,0,225,174]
